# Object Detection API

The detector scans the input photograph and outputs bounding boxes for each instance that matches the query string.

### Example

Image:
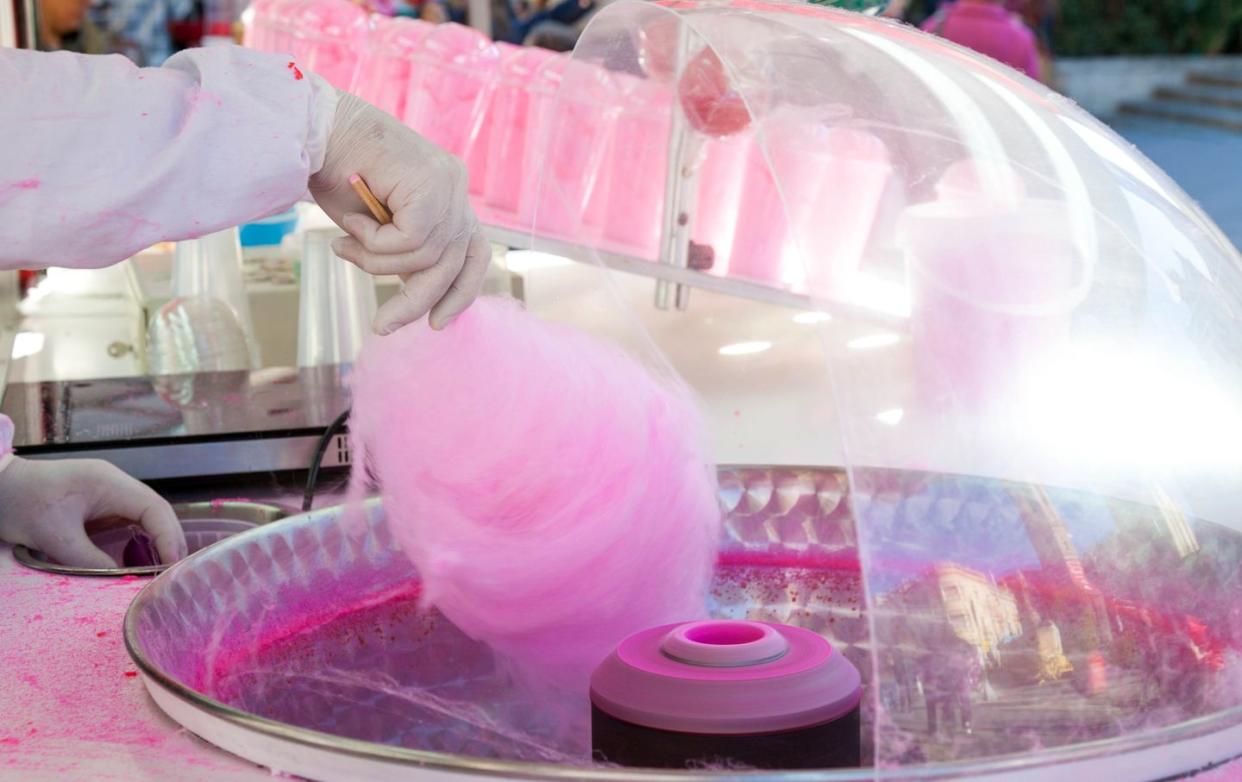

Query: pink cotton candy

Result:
[348,298,721,692]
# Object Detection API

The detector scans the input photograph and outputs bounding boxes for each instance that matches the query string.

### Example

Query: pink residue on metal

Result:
[0,547,271,780]
[204,581,421,691]
[208,498,254,509]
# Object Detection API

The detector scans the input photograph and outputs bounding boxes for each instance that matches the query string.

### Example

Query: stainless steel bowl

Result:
[123,468,1242,780]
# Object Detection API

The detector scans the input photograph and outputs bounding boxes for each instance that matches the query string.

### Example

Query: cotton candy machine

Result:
[126,0,1242,778]
[126,468,1242,780]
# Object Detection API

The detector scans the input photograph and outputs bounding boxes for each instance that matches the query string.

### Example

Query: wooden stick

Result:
[348,174,393,225]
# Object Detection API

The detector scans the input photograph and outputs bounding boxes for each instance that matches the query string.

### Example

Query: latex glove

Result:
[310,92,492,334]
[0,457,186,569]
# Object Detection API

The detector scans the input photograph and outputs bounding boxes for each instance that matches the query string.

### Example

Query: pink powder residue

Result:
[209,497,254,509]
[0,546,273,780]
[206,581,420,691]
[173,87,221,137]
[0,178,41,208]
[69,210,161,267]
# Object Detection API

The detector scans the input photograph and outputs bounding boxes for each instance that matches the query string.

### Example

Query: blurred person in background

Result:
[37,0,89,49]
[41,0,132,55]
[500,0,608,51]
[1008,0,1057,84]
[921,0,1042,82]
[90,0,195,65]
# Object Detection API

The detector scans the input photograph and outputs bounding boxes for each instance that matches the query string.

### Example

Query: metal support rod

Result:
[654,18,698,312]
[466,0,491,37]
[17,0,38,48]
[0,0,16,47]
[0,272,16,328]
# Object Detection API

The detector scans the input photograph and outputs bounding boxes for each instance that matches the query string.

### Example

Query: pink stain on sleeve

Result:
[287,61,304,81]
[0,178,41,208]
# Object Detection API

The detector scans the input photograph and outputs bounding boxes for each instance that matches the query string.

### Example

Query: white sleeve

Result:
[0,46,338,270]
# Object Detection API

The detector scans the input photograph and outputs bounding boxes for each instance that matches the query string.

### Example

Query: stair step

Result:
[1118,99,1242,133]
[1154,85,1242,110]
[1188,71,1242,90]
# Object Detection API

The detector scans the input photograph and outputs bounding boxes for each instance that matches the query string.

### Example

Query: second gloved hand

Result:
[0,457,186,569]
[310,92,492,335]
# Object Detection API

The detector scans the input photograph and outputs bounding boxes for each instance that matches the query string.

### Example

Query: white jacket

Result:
[0,45,339,457]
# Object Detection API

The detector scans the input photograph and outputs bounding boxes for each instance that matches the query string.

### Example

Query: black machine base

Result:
[590,703,861,770]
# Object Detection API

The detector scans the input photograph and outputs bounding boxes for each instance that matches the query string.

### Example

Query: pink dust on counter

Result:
[0,548,269,780]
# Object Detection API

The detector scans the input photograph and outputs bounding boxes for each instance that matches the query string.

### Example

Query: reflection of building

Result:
[1107,486,1200,560]
[1008,487,1113,652]
[1011,487,1090,590]
[886,563,1022,658]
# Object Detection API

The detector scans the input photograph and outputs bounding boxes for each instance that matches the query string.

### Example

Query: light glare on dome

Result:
[847,333,900,351]
[718,340,772,356]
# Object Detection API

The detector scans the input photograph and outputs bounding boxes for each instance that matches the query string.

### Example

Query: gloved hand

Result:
[0,457,186,569]
[310,92,492,335]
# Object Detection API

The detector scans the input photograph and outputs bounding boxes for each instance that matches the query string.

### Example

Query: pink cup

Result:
[730,109,891,297]
[799,127,891,299]
[464,41,523,200]
[265,0,307,55]
[900,197,1091,407]
[529,58,619,242]
[601,75,673,260]
[349,17,433,120]
[291,0,368,90]
[480,46,561,228]
[692,131,752,277]
[403,23,500,162]
[243,0,276,49]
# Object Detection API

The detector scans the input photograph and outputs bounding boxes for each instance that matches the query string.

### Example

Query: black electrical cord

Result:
[302,407,351,513]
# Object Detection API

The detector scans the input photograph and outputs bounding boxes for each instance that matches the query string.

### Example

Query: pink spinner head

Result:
[590,619,862,735]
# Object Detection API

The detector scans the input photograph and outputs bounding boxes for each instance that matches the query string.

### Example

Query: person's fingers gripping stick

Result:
[310,93,492,334]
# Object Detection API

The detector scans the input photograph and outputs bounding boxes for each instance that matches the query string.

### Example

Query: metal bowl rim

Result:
[14,501,289,577]
[122,498,1242,781]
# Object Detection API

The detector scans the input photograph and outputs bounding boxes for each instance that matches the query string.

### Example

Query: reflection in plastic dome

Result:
[516,0,1242,773]
[176,0,1242,777]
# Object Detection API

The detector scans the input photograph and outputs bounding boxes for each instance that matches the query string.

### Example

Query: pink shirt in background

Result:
[922,1,1042,81]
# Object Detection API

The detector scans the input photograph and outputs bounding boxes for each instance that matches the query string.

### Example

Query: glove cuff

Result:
[306,73,341,177]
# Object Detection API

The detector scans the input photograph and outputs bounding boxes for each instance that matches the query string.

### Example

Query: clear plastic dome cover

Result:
[515,0,1242,771]
[129,1,1242,778]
